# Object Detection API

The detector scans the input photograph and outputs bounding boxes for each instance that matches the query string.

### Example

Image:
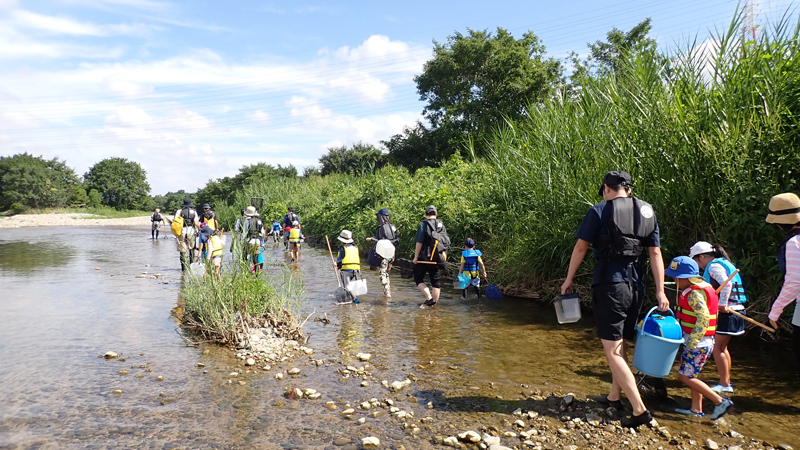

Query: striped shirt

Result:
[768,234,800,326]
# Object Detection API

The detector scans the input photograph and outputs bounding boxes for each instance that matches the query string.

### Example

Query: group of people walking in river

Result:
[561,170,800,428]
[154,173,800,429]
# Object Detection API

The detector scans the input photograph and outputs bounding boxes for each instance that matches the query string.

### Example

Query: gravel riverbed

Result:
[0,213,151,228]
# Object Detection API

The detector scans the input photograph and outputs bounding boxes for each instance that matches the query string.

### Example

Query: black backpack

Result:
[376,223,398,246]
[424,219,450,263]
[246,217,263,239]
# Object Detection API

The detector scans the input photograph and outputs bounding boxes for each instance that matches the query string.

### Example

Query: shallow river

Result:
[1,226,798,449]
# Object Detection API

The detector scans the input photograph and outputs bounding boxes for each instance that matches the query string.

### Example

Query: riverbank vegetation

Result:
[180,256,305,345]
[198,16,800,325]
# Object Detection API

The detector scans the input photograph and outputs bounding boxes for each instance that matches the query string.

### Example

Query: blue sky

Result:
[0,0,793,194]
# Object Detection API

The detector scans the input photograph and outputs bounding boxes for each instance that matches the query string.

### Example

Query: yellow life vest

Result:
[341,245,360,271]
[203,217,217,231]
[209,235,223,258]
[289,227,302,243]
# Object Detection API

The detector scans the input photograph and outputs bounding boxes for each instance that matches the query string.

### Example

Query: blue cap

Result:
[200,226,214,236]
[377,208,390,216]
[665,255,700,278]
[465,238,475,248]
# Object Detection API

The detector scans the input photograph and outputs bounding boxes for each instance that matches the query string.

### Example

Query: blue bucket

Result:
[458,273,470,289]
[632,306,684,378]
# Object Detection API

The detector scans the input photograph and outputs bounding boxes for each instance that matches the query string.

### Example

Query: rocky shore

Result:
[0,213,151,228]
[206,319,788,450]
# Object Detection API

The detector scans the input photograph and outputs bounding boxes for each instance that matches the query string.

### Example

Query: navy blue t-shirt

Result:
[575,199,660,287]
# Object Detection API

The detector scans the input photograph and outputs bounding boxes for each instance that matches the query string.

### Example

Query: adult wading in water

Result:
[366,208,399,298]
[413,205,450,307]
[174,199,201,271]
[561,171,669,428]
[151,208,165,239]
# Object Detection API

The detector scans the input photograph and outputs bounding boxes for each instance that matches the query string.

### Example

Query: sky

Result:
[0,0,795,195]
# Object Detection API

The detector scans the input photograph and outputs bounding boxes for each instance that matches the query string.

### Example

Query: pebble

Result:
[356,352,372,361]
[285,388,303,399]
[288,367,300,375]
[443,436,459,447]
[104,352,119,359]
[778,445,795,450]
[358,417,366,424]
[513,419,525,428]
[275,373,284,380]
[155,376,163,381]
[488,446,513,450]
[389,379,411,392]
[482,434,500,446]
[229,372,239,378]
[333,437,350,446]
[458,430,481,443]
[361,381,370,387]
[362,436,380,448]
[111,390,123,395]
[245,358,255,366]
[705,438,719,450]
[340,408,355,417]
[307,392,322,400]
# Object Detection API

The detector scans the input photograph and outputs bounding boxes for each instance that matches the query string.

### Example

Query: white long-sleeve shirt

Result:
[768,234,800,326]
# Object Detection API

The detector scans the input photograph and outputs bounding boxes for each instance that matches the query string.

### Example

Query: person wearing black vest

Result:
[561,171,669,428]
[174,199,201,271]
[413,205,448,307]
[366,208,399,298]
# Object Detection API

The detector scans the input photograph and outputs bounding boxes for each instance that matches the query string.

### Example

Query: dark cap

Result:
[200,226,214,236]
[182,198,193,207]
[598,171,632,196]
[288,207,294,212]
[425,205,437,215]
[203,203,211,209]
[465,238,475,248]
[377,208,390,216]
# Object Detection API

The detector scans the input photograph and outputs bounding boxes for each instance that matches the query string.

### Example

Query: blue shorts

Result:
[678,346,711,378]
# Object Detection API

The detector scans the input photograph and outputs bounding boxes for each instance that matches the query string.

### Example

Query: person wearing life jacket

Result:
[242,206,265,273]
[561,171,669,428]
[200,226,224,279]
[151,208,165,239]
[174,199,201,271]
[283,207,300,250]
[201,203,219,231]
[766,193,800,376]
[459,238,487,299]
[288,221,304,262]
[335,230,361,303]
[689,241,748,395]
[365,208,399,298]
[666,256,733,420]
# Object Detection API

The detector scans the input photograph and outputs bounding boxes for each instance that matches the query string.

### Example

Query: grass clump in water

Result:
[180,255,305,346]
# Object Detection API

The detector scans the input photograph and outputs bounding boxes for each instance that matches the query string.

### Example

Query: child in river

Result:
[666,255,733,420]
[459,238,487,299]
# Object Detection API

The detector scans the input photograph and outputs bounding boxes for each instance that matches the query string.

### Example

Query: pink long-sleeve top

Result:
[768,234,800,326]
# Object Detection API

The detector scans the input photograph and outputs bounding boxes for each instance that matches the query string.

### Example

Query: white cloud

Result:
[248,110,271,125]
[103,74,154,99]
[10,10,151,36]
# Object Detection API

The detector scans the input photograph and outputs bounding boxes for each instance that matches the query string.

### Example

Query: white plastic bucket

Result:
[375,239,395,259]
[345,279,368,296]
[554,293,581,324]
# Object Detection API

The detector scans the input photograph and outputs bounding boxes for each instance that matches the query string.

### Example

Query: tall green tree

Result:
[319,142,387,176]
[414,27,563,157]
[0,153,80,210]
[83,157,151,210]
[587,18,657,76]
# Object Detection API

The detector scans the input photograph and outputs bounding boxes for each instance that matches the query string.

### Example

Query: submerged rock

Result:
[104,352,119,359]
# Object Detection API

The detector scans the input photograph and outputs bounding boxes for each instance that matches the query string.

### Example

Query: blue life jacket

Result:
[462,249,482,272]
[702,257,747,305]
[272,222,281,232]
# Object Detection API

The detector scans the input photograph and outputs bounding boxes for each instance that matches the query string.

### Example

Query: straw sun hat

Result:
[765,193,800,224]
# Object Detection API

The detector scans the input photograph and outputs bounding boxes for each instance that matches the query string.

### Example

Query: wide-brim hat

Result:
[766,193,800,224]
[665,255,700,279]
[182,199,194,207]
[337,230,354,243]
[245,206,257,216]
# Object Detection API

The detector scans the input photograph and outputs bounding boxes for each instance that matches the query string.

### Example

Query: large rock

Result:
[457,431,481,443]
[482,434,500,446]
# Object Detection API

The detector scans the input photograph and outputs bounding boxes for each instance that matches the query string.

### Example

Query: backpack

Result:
[424,219,450,263]
[246,217,263,239]
[171,215,184,237]
[376,223,398,246]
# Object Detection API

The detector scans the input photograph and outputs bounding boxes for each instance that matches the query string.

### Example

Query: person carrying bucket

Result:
[666,255,734,420]
[561,171,669,428]
[366,208,399,298]
[459,238,487,299]
[335,230,361,303]
[765,193,800,376]
[689,241,748,395]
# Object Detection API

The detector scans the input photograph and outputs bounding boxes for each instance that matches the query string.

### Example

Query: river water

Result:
[1,226,798,449]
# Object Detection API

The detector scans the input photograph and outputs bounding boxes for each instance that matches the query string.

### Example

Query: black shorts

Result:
[413,263,441,288]
[716,311,745,336]
[592,282,644,341]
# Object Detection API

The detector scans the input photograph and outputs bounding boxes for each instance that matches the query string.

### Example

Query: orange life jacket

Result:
[675,283,718,336]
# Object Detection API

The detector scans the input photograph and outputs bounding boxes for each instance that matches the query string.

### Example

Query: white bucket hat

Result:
[688,241,714,258]
[245,206,257,216]
[337,230,353,244]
